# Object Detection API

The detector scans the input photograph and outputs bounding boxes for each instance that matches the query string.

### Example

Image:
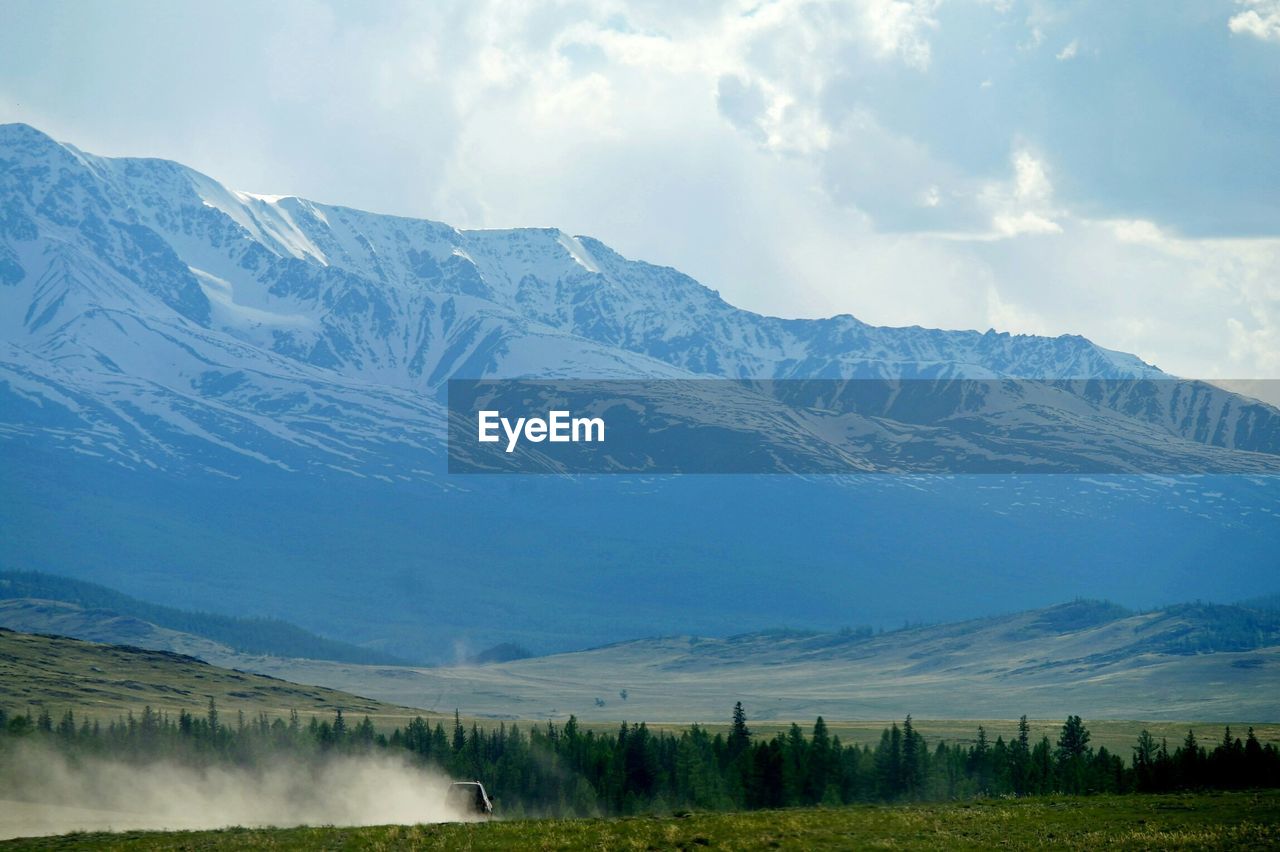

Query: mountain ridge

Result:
[0,121,1161,390]
[5,121,1279,479]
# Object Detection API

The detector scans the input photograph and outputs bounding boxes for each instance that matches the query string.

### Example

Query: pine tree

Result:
[1244,728,1266,788]
[453,710,466,753]
[1011,715,1032,796]
[728,702,751,758]
[333,709,347,742]
[1179,729,1201,786]
[57,709,76,740]
[354,715,376,748]
[874,724,903,797]
[1030,736,1054,795]
[1133,729,1158,791]
[901,715,921,796]
[808,717,831,804]
[1056,716,1091,793]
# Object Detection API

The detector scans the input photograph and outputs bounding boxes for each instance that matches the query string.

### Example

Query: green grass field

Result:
[3,792,1277,851]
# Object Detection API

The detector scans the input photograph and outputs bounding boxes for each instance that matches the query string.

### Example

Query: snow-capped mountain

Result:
[2,124,1278,658]
[1,123,1277,478]
[0,122,1162,385]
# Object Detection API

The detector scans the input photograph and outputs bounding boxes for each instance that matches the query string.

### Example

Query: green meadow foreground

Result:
[2,792,1277,851]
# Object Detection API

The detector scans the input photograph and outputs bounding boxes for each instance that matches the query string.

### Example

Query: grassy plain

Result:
[2,792,1276,850]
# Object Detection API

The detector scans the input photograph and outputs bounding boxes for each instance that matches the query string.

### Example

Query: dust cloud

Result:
[0,743,473,840]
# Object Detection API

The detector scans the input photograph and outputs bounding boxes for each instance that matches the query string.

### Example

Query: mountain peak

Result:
[0,121,58,145]
[0,122,86,170]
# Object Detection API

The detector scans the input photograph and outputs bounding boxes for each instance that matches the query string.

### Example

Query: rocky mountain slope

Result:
[3,123,1277,477]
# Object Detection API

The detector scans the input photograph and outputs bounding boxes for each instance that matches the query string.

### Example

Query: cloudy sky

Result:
[2,0,1277,383]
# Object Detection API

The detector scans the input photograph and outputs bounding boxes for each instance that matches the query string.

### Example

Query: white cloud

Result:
[986,282,1049,335]
[992,211,1062,237]
[1055,39,1079,60]
[1109,219,1166,245]
[862,0,941,70]
[1012,149,1053,202]
[953,148,1065,238]
[223,2,1280,382]
[965,219,1280,381]
[1229,0,1280,43]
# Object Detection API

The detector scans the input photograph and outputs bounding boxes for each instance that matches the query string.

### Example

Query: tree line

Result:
[2,701,1277,817]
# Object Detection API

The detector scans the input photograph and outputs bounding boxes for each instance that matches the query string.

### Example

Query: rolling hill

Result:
[0,627,425,726]
[0,598,239,665]
[6,579,1273,724]
[234,600,1280,723]
[0,571,405,664]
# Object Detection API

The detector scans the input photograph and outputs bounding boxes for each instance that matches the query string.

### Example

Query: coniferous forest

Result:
[2,702,1278,818]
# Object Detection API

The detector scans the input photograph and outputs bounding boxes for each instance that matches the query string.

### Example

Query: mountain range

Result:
[0,123,1277,661]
